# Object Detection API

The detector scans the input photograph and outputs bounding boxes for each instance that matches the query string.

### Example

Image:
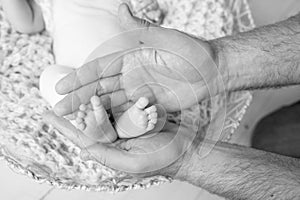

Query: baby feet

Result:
[75,96,166,141]
[75,96,117,143]
[115,97,159,139]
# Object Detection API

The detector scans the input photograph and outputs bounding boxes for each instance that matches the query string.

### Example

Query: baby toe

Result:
[135,97,150,110]
[78,123,86,131]
[91,96,101,108]
[149,117,158,125]
[76,117,84,124]
[77,111,86,119]
[146,123,155,131]
[145,105,157,114]
[148,112,158,120]
[79,104,87,111]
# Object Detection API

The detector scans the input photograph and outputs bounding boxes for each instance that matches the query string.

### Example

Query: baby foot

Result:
[75,96,117,143]
[115,97,160,138]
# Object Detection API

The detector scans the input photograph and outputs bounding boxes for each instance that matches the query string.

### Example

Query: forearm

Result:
[2,0,44,33]
[212,13,300,92]
[178,141,300,200]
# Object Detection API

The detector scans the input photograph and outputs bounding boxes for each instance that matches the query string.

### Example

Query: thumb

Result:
[118,3,156,31]
[80,142,140,173]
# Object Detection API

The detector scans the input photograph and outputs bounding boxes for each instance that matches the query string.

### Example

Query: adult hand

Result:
[80,122,196,175]
[53,4,226,117]
[44,106,198,177]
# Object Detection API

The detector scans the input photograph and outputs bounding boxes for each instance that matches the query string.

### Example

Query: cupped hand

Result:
[79,122,196,175]
[53,4,225,117]
[44,108,198,178]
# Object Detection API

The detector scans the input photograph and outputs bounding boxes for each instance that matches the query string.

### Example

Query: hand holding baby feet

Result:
[75,96,117,143]
[115,97,166,139]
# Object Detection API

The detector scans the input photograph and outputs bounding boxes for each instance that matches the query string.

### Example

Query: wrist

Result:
[173,136,207,183]
[209,38,234,93]
[173,143,209,185]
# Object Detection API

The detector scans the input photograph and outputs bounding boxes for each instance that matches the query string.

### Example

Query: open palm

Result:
[120,46,215,112]
[53,4,222,116]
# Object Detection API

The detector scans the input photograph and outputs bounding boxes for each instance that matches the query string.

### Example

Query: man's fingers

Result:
[55,51,124,95]
[54,75,121,115]
[80,143,138,172]
[53,89,128,116]
[43,111,94,148]
[118,4,179,51]
[99,90,128,109]
[118,3,156,31]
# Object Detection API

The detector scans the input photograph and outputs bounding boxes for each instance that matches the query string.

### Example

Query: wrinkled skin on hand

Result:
[45,3,210,179]
[52,3,222,117]
[53,27,220,116]
[120,46,215,112]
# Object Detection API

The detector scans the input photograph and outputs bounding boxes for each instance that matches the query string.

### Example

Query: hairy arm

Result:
[2,0,44,33]
[176,14,300,199]
[178,141,300,200]
[212,13,300,92]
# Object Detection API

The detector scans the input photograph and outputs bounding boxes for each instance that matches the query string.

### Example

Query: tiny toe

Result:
[91,96,101,108]
[77,111,86,118]
[148,112,158,120]
[145,105,157,114]
[146,123,155,131]
[149,117,158,124]
[78,123,86,131]
[135,97,149,109]
[79,104,87,111]
[76,117,84,124]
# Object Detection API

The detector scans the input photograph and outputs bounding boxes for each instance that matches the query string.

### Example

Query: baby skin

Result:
[75,96,166,143]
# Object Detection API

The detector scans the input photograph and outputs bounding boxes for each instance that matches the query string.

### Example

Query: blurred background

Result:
[1,0,300,199]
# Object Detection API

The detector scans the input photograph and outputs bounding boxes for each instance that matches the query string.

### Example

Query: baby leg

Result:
[75,96,166,141]
[115,97,167,139]
[40,67,118,143]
